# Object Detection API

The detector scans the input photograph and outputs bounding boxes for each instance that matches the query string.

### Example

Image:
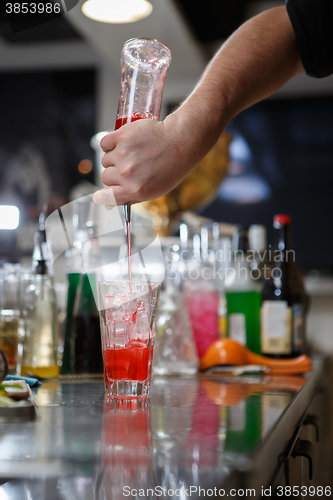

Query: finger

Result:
[93,186,117,206]
[100,166,120,186]
[101,151,116,169]
[100,131,117,153]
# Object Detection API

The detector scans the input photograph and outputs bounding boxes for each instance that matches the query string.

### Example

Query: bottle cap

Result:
[274,214,292,225]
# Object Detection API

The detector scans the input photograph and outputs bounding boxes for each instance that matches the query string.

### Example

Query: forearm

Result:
[95,5,305,206]
[166,6,304,164]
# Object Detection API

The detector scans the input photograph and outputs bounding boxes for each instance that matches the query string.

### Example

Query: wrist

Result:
[163,96,227,172]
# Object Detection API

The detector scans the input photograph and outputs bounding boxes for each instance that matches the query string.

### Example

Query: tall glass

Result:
[97,280,160,398]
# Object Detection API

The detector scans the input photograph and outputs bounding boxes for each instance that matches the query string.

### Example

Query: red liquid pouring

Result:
[114,112,156,283]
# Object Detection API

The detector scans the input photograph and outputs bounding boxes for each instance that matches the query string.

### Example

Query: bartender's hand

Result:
[93,114,195,208]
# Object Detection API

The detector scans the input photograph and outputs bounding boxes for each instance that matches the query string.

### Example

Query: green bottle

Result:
[225,226,262,354]
[60,272,80,374]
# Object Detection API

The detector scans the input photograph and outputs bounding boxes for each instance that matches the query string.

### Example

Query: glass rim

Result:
[123,37,172,58]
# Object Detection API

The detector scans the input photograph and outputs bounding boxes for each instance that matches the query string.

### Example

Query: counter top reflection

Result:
[0,357,329,499]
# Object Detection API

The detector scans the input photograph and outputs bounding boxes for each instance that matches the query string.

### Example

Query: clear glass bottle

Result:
[153,245,198,375]
[225,226,261,354]
[21,215,59,378]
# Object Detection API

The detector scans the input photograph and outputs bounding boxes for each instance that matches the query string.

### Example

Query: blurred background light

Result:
[82,0,153,24]
[78,159,93,174]
[0,206,20,230]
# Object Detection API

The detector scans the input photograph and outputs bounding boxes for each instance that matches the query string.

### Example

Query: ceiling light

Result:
[82,0,153,24]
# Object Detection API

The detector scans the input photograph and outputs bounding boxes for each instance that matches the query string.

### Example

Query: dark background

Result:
[200,96,333,272]
[0,69,96,213]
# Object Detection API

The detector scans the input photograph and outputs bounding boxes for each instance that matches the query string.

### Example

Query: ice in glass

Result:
[97,280,160,398]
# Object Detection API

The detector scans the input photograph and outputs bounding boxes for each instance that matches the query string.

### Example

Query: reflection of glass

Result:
[95,398,153,500]
[200,376,305,459]
[224,394,262,454]
[261,392,293,437]
[186,383,220,468]
[97,280,160,398]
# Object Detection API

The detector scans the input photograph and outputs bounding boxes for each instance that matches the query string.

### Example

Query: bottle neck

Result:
[35,259,47,276]
[275,223,293,259]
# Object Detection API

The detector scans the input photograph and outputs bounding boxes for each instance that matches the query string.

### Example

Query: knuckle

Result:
[100,133,113,152]
[100,154,108,168]
[100,169,110,185]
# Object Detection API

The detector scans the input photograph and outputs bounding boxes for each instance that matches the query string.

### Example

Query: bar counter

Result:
[0,356,331,499]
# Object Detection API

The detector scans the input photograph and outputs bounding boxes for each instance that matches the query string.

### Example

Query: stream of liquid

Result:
[126,220,132,284]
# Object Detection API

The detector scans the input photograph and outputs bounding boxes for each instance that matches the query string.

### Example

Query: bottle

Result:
[153,245,198,375]
[61,198,103,374]
[225,226,261,354]
[21,213,60,378]
[248,224,270,282]
[261,214,307,358]
[72,268,102,374]
[31,210,54,278]
[62,225,103,375]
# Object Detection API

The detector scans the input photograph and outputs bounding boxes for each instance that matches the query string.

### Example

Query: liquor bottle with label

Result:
[225,226,261,354]
[261,214,307,358]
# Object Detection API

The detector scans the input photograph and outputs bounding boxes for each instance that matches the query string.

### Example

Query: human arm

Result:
[94,5,304,207]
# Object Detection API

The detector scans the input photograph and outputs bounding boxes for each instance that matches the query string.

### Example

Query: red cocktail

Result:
[97,280,160,398]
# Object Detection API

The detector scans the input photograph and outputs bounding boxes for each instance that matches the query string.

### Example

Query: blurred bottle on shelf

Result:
[225,226,261,354]
[261,214,307,358]
[61,198,103,374]
[183,223,220,360]
[21,210,60,378]
[211,222,232,337]
[153,244,198,375]
[248,224,269,283]
[0,265,21,374]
